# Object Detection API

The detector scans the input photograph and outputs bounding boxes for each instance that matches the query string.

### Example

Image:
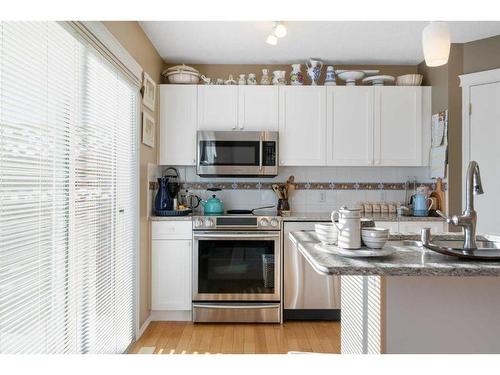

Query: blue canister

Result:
[412,192,433,217]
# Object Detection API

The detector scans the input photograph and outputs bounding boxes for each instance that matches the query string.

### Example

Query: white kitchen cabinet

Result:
[159,85,197,166]
[197,85,239,130]
[151,221,192,311]
[238,86,279,131]
[398,221,446,234]
[279,86,326,166]
[374,87,431,166]
[326,87,374,165]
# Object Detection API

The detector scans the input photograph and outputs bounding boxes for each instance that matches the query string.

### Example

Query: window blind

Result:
[0,21,138,354]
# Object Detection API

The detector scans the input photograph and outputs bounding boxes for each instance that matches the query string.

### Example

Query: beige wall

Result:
[103,21,164,328]
[418,45,463,224]
[463,35,500,74]
[418,35,500,222]
[163,63,418,85]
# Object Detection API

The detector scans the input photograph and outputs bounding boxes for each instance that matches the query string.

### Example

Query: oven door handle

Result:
[192,303,280,309]
[193,231,280,239]
[259,133,263,172]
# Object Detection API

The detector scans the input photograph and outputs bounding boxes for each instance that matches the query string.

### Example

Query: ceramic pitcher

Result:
[306,59,323,85]
[331,206,361,249]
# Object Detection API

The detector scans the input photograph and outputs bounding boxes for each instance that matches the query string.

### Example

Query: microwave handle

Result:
[259,134,263,171]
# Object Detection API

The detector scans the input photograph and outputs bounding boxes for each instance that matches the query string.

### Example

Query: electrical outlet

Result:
[319,191,327,203]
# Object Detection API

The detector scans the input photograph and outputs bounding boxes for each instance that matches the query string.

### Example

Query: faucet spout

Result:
[465,161,484,212]
[436,161,484,250]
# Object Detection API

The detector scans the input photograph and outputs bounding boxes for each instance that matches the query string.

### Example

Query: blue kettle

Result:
[412,192,433,217]
[200,188,224,215]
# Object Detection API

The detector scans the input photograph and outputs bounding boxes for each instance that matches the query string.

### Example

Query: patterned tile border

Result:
[149,181,446,191]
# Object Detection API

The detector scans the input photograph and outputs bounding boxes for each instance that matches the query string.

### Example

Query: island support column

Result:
[341,276,384,354]
[341,275,500,354]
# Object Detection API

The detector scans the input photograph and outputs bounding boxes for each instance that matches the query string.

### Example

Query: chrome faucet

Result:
[436,161,484,250]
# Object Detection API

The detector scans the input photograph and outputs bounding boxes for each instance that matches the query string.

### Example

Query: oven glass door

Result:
[193,232,280,301]
[199,140,260,167]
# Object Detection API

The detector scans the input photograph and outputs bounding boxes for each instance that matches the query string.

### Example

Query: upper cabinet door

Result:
[159,85,197,166]
[197,85,238,130]
[279,86,326,166]
[326,87,374,166]
[374,87,424,166]
[238,86,279,131]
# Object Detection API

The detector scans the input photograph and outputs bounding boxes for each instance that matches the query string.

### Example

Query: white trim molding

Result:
[137,315,152,339]
[460,68,500,209]
[61,21,143,86]
[459,68,500,87]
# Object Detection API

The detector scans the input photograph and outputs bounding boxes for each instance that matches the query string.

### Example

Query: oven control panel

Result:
[193,215,281,230]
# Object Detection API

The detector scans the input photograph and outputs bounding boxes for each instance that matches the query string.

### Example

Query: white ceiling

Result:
[139,21,500,65]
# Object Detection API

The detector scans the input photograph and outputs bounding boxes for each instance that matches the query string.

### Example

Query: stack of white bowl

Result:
[315,223,338,245]
[361,228,389,249]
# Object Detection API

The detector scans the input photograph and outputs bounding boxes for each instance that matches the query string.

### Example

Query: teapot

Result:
[412,192,433,217]
[200,188,224,215]
[331,206,361,249]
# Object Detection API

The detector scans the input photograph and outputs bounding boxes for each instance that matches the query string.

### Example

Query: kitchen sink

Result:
[400,238,500,260]
[402,240,500,249]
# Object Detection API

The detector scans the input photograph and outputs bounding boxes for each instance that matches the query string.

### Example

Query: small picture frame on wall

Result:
[142,72,156,111]
[142,112,155,148]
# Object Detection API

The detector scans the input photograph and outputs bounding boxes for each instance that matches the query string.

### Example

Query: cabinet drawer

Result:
[152,221,192,240]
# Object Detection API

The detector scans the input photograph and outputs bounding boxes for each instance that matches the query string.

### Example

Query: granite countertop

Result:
[283,212,445,222]
[150,215,192,221]
[289,230,500,277]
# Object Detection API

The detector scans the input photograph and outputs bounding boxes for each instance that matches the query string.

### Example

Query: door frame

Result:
[459,68,500,210]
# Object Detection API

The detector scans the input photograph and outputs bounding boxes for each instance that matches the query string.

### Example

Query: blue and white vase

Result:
[324,66,337,86]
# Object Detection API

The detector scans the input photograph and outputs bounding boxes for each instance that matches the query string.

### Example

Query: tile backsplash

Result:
[148,165,434,215]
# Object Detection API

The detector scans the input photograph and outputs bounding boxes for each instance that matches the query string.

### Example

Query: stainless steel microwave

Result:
[197,131,278,177]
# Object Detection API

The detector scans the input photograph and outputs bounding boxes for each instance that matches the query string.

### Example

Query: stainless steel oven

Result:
[192,215,281,323]
[197,131,278,177]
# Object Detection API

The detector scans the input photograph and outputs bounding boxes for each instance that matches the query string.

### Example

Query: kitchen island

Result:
[289,230,500,354]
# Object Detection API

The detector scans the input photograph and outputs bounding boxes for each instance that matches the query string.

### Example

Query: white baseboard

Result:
[150,310,192,321]
[137,315,152,339]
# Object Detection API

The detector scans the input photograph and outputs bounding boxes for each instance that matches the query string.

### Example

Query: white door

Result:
[238,86,279,131]
[151,240,192,310]
[374,87,423,166]
[159,85,197,165]
[327,87,374,165]
[279,86,326,166]
[197,85,238,130]
[468,82,500,234]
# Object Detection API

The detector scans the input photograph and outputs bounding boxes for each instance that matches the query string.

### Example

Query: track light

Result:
[266,34,278,46]
[273,22,287,38]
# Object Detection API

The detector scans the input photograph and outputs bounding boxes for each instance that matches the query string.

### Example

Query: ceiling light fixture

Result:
[422,21,451,67]
[265,21,286,46]
[266,34,278,46]
[273,22,287,38]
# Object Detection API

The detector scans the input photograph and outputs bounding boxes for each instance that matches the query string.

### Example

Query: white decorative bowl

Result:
[337,71,365,86]
[362,228,389,249]
[165,71,200,84]
[362,75,395,86]
[396,74,423,86]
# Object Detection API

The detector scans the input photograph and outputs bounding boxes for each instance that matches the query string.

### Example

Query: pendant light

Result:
[422,21,451,67]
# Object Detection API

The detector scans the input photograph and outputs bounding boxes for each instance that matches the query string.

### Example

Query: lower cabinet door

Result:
[152,239,192,310]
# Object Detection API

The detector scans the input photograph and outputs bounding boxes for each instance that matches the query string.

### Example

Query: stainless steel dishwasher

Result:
[283,221,341,320]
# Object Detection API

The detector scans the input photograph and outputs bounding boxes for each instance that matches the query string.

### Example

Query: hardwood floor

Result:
[129,321,341,354]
